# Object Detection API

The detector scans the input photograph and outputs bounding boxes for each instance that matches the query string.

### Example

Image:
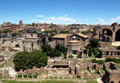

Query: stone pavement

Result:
[97,78,103,83]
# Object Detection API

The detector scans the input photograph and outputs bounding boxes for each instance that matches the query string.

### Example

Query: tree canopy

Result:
[42,44,61,57]
[89,38,99,47]
[11,33,20,37]
[13,50,48,71]
[2,30,12,33]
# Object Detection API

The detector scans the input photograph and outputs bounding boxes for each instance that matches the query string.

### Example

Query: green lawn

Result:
[2,80,98,83]
[99,68,105,73]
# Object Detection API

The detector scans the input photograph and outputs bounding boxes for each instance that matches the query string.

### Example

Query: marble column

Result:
[22,74,24,78]
[87,49,89,57]
[53,74,54,79]
[58,74,59,79]
[82,47,83,57]
[104,52,106,56]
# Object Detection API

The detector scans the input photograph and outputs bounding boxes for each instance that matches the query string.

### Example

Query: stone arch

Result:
[115,29,120,41]
[102,29,112,36]
[99,29,112,42]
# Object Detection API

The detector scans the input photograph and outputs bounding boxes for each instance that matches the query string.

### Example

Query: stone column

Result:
[58,74,59,79]
[109,51,111,56]
[48,75,49,79]
[22,74,24,78]
[32,76,34,79]
[112,32,115,42]
[43,74,44,79]
[62,76,64,79]
[87,49,89,57]
[53,74,54,79]
[27,74,28,79]
[82,47,83,57]
[115,52,117,56]
[37,75,39,79]
[105,51,107,56]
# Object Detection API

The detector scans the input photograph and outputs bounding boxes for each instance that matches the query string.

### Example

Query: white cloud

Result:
[64,14,68,17]
[30,19,37,21]
[109,16,120,23]
[97,18,109,25]
[37,15,44,17]
[79,19,84,21]
[49,17,76,22]
[86,19,89,21]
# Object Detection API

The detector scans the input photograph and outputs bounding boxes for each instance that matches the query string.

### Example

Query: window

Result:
[111,81,114,83]
[31,34,33,38]
[31,43,33,48]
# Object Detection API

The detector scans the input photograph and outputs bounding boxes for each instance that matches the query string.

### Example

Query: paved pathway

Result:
[97,78,103,83]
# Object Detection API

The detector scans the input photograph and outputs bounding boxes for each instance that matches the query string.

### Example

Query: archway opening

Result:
[101,29,112,42]
[115,30,120,41]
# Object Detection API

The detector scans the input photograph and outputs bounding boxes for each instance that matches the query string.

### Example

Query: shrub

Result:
[76,75,81,78]
[77,55,82,58]
[92,59,105,64]
[117,46,120,50]
[18,74,22,77]
[15,44,20,47]
[89,38,99,47]
[98,49,103,58]
[68,55,73,58]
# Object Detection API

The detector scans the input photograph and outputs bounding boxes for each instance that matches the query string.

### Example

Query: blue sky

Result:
[0,0,120,25]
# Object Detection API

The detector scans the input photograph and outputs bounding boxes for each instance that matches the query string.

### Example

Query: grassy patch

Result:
[99,68,105,73]
[2,80,82,83]
[106,67,111,70]
[86,81,97,83]
[0,65,4,68]
[115,64,120,69]
[91,72,99,75]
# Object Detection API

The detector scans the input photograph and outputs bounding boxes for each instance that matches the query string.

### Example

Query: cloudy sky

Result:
[0,0,120,25]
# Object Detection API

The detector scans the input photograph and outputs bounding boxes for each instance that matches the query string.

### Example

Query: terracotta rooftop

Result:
[76,33,88,38]
[52,34,72,38]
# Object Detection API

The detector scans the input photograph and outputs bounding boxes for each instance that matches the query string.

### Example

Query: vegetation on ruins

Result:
[98,49,103,58]
[117,46,120,50]
[2,30,12,33]
[42,44,67,58]
[60,31,72,34]
[15,44,20,47]
[13,50,48,71]
[89,38,99,47]
[44,30,57,41]
[55,44,67,58]
[106,58,120,63]
[11,33,20,37]
[76,75,81,78]
[77,55,82,58]
[18,30,23,32]
[92,59,105,64]
[86,38,103,58]
[49,26,53,28]
[44,30,57,35]
[2,80,98,83]
[81,31,93,34]
[68,55,73,58]
[42,44,61,57]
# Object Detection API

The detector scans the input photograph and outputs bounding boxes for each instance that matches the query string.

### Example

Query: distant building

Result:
[22,28,45,51]
[52,33,88,58]
[19,20,23,28]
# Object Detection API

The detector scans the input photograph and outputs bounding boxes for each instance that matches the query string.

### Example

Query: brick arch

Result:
[99,28,113,42]
[115,29,120,41]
